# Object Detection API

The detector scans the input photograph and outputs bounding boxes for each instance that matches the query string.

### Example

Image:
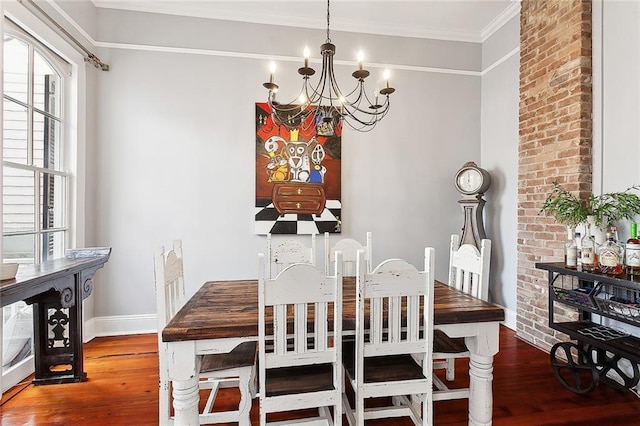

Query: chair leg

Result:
[446,358,455,381]
[355,396,365,426]
[342,390,356,426]
[260,397,267,426]
[159,378,171,426]
[334,400,343,425]
[238,367,252,426]
[423,394,432,425]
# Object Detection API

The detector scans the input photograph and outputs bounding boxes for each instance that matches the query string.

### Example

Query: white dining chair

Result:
[432,234,491,402]
[154,240,257,426]
[266,233,317,278]
[324,231,373,276]
[257,251,343,425]
[342,248,435,425]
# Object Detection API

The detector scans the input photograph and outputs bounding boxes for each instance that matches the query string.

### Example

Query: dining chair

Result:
[154,240,257,426]
[342,248,435,425]
[432,234,491,402]
[324,231,373,276]
[266,233,317,278]
[257,251,343,425]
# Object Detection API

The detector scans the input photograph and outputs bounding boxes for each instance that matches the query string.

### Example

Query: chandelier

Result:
[262,0,395,133]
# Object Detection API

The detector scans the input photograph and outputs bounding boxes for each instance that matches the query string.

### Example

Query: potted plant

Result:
[540,182,640,229]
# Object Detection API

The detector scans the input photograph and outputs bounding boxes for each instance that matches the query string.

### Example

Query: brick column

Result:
[517,0,593,350]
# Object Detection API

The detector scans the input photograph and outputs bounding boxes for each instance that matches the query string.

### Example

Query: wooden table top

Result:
[163,277,505,343]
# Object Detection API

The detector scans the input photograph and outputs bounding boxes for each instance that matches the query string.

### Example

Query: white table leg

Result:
[468,353,494,426]
[172,376,200,425]
[167,341,200,425]
[464,322,500,426]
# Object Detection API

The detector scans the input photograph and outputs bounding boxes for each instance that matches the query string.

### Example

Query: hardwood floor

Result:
[1,326,640,425]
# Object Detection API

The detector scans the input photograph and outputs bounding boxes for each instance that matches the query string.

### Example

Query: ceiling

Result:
[90,0,520,42]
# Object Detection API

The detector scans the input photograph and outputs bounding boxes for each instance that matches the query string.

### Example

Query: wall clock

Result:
[454,161,491,249]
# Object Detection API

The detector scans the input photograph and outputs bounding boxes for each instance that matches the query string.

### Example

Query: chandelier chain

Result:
[326,0,331,43]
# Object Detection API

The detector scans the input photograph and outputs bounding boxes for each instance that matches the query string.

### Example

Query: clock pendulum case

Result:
[454,161,491,249]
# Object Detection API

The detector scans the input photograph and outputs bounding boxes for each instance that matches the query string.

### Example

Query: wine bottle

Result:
[625,222,640,276]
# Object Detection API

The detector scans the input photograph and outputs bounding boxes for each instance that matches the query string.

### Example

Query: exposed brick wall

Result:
[517,0,593,351]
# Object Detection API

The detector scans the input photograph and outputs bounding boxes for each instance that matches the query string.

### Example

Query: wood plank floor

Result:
[1,326,640,425]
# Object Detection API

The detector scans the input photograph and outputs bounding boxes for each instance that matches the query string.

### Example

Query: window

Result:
[2,18,71,389]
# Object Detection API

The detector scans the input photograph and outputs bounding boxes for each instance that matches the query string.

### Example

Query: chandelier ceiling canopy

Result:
[262,0,395,133]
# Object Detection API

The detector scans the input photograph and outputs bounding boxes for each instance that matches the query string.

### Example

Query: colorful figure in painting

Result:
[286,140,311,182]
[263,136,288,182]
[309,138,326,183]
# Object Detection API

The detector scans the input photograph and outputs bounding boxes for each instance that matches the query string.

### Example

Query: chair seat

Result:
[200,341,257,373]
[343,342,425,383]
[433,329,468,354]
[265,363,335,397]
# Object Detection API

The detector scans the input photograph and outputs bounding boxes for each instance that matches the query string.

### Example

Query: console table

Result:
[0,247,111,385]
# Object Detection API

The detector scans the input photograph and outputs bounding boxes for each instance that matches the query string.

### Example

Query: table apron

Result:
[436,322,500,357]
[194,336,257,355]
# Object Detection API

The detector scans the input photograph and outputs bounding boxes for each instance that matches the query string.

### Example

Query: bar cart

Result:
[536,262,640,394]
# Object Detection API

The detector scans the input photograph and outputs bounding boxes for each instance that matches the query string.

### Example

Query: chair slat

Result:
[316,302,327,351]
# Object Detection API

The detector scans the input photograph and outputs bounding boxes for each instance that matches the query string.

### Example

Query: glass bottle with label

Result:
[625,222,640,276]
[580,228,596,272]
[565,229,578,270]
[598,232,624,275]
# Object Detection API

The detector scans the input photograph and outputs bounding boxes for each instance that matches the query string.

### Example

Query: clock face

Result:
[456,168,483,194]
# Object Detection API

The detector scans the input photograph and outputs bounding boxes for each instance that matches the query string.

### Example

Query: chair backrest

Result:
[355,248,435,361]
[324,231,372,276]
[266,233,317,277]
[153,240,186,424]
[448,234,491,301]
[258,250,342,373]
[154,240,186,332]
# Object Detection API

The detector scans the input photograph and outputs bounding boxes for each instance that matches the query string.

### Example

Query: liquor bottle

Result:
[598,232,624,275]
[565,229,578,269]
[575,232,582,267]
[625,222,640,276]
[580,231,597,272]
[591,234,600,271]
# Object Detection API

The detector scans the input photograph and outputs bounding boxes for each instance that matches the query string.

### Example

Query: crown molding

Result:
[481,1,520,42]
[90,0,515,43]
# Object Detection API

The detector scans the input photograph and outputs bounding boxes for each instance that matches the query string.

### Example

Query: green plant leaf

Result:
[540,182,640,228]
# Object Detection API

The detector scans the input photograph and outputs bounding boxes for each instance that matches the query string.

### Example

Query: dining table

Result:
[162,277,505,426]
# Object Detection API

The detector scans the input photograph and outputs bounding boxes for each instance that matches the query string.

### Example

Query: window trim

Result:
[2,1,88,393]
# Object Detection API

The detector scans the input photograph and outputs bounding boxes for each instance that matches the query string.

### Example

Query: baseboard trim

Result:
[502,306,517,331]
[84,314,156,342]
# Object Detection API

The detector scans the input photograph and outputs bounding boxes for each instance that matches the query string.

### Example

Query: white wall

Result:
[593,0,640,337]
[80,7,483,326]
[595,0,640,200]
[480,15,520,328]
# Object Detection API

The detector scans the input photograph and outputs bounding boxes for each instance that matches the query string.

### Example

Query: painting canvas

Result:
[255,102,342,235]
